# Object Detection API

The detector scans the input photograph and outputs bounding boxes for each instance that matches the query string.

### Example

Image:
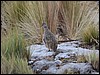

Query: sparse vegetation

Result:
[64,68,80,74]
[85,51,99,72]
[77,55,87,63]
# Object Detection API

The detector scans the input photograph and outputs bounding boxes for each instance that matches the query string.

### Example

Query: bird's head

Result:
[42,22,48,29]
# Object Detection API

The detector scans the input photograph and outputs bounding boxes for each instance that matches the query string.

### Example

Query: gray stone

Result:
[27,41,99,74]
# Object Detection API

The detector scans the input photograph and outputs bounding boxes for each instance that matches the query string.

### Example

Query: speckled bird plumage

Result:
[42,22,57,52]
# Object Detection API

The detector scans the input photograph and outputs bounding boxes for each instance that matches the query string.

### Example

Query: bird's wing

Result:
[42,34,46,44]
[43,37,46,44]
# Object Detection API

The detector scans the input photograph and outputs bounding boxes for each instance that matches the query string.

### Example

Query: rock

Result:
[28,60,34,65]
[31,51,55,61]
[91,72,99,74]
[27,41,99,74]
[32,60,48,73]
[56,63,95,74]
[43,66,58,74]
[79,63,95,74]
[32,59,62,74]
[54,60,62,66]
[64,67,80,74]
[55,53,70,60]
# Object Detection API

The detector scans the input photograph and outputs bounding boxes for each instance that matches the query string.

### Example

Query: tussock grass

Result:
[85,51,99,72]
[1,55,33,74]
[81,24,99,45]
[1,1,99,43]
[1,27,33,74]
[1,27,29,59]
[60,1,99,39]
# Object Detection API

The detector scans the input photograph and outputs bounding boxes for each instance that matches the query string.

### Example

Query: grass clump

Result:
[77,55,87,63]
[61,1,99,39]
[1,55,33,74]
[81,24,99,45]
[1,27,29,59]
[1,27,33,74]
[85,51,99,72]
[64,68,80,74]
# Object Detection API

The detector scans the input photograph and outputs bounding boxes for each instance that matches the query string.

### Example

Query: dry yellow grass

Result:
[85,51,99,72]
[1,1,99,43]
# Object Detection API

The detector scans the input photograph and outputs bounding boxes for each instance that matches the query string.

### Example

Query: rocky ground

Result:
[27,41,99,74]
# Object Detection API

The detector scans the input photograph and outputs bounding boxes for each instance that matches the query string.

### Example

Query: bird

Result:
[56,24,71,41]
[42,22,58,52]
